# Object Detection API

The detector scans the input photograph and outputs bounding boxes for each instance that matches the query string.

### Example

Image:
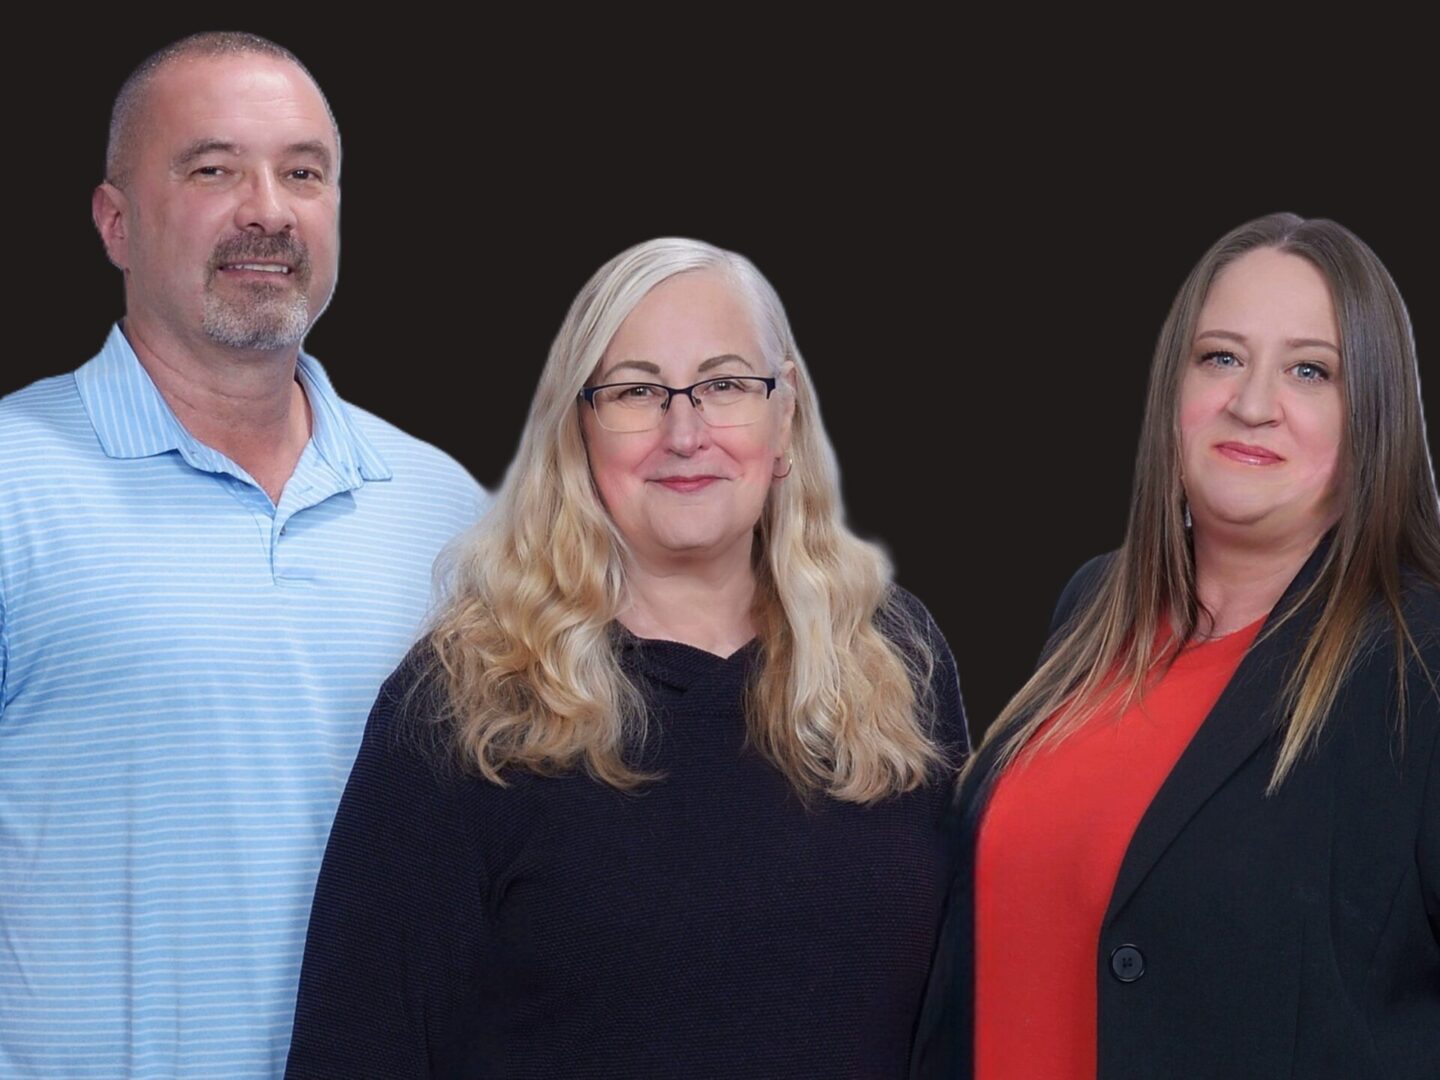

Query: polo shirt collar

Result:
[295,351,393,485]
[74,323,391,485]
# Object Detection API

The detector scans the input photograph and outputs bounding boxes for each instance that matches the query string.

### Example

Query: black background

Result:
[7,24,1433,741]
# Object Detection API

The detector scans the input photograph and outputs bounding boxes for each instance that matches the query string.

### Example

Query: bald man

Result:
[0,33,487,1077]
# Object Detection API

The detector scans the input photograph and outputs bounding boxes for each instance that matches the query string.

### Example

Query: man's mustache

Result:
[207,235,311,283]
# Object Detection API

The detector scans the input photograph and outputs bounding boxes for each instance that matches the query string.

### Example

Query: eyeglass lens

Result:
[591,378,771,432]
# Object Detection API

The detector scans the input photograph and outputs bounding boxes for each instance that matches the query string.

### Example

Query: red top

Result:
[974,617,1263,1079]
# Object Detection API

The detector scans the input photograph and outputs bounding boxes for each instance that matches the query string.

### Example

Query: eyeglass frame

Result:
[577,375,780,430]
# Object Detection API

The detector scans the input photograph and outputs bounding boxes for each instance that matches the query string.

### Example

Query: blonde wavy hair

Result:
[427,238,943,802]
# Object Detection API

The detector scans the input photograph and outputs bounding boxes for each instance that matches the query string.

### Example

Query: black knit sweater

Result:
[285,599,967,1079]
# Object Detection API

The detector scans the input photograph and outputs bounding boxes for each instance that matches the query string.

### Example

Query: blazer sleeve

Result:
[1045,552,1114,642]
[1421,727,1440,941]
[284,651,487,1079]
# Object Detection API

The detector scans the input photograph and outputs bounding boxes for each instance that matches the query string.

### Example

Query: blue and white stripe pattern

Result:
[0,325,488,1078]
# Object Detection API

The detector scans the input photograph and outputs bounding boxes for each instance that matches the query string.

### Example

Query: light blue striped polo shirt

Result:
[0,326,488,1078]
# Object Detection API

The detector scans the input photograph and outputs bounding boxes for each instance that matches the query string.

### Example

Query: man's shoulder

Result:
[343,401,466,468]
[342,400,483,494]
[0,371,84,431]
[0,372,94,476]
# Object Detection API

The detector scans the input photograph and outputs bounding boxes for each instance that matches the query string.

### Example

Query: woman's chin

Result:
[1194,502,1334,548]
[635,527,754,568]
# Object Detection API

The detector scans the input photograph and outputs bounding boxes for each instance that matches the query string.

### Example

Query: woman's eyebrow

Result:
[1195,329,1339,354]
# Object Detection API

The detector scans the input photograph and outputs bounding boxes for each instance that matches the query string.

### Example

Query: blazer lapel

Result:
[1102,537,1331,925]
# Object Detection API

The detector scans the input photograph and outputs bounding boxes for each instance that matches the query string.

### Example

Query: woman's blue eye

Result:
[1293,362,1330,382]
[1201,350,1240,367]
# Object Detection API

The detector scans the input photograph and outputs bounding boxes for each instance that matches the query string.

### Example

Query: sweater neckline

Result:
[614,626,759,692]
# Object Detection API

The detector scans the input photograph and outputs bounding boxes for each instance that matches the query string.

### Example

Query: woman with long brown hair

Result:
[284,237,968,1078]
[912,213,1440,1078]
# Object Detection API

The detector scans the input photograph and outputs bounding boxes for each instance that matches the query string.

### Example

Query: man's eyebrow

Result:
[171,139,335,173]
[173,139,242,170]
[285,141,334,171]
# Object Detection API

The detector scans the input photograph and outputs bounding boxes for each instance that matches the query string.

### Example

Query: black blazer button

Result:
[1110,944,1145,982]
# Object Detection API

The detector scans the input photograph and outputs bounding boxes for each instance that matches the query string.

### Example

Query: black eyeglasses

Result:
[579,376,779,433]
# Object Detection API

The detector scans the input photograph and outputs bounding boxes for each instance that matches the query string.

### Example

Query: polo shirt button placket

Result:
[271,513,291,583]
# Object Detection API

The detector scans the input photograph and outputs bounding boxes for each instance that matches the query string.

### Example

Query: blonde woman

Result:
[911,213,1440,1079]
[284,239,968,1078]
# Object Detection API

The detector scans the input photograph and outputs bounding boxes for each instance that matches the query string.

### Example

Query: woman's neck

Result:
[1191,526,1326,639]
[618,545,757,659]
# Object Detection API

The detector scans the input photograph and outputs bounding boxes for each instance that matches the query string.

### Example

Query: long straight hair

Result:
[981,213,1440,790]
[427,238,942,802]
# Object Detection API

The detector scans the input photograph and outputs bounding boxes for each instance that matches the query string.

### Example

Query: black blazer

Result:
[911,542,1440,1079]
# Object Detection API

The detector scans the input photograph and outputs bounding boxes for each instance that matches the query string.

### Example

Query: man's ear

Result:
[93,182,131,271]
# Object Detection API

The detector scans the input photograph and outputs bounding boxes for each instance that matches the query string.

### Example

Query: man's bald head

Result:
[105,31,340,189]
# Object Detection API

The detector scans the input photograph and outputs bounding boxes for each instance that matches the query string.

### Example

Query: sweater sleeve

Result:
[884,585,971,764]
[285,651,486,1079]
[925,606,971,763]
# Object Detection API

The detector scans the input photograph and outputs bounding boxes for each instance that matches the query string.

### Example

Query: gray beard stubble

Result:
[201,234,317,350]
[201,283,311,350]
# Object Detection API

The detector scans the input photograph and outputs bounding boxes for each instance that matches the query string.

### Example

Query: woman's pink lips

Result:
[1214,441,1284,465]
[653,476,722,493]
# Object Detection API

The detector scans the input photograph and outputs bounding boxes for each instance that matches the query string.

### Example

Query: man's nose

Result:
[235,171,297,234]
